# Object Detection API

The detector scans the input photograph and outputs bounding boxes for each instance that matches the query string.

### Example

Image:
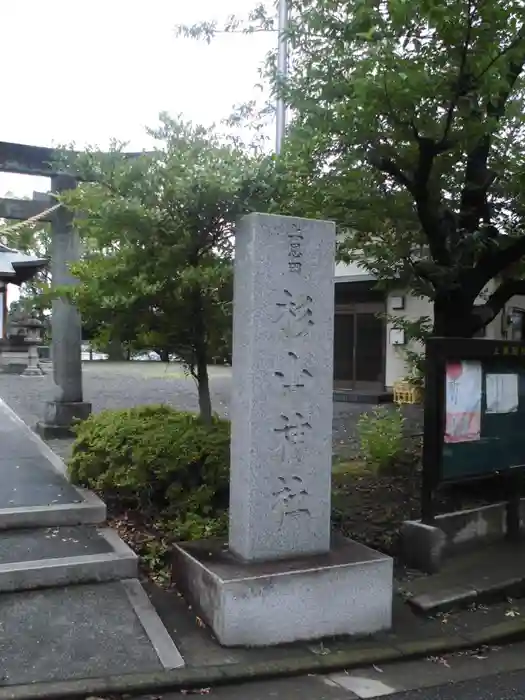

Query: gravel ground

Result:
[0,361,423,462]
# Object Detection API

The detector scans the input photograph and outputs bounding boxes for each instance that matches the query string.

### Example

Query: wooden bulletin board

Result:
[422,337,525,522]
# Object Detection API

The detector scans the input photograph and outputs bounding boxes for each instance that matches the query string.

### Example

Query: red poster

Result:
[444,361,482,444]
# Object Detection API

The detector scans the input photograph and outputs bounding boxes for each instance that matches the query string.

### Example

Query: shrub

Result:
[68,404,230,521]
[357,406,405,473]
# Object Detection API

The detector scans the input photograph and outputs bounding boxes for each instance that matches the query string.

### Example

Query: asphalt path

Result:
[386,669,525,700]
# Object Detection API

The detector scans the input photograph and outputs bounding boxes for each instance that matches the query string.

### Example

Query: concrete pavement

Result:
[136,641,525,699]
[0,361,422,461]
[385,670,525,699]
[0,397,185,686]
[2,367,524,700]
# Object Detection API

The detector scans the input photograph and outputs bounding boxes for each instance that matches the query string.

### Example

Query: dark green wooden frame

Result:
[422,337,525,526]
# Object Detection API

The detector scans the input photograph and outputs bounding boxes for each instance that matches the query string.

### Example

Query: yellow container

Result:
[393,381,423,405]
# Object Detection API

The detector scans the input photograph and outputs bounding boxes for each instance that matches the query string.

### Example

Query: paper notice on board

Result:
[445,361,482,443]
[486,373,519,414]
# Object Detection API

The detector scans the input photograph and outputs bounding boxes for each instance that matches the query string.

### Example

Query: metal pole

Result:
[276,0,289,154]
[0,283,6,339]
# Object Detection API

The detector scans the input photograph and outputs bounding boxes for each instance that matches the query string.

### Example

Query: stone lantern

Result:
[0,243,47,374]
[19,314,45,377]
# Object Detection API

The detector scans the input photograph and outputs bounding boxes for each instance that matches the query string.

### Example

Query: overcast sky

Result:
[0,0,275,197]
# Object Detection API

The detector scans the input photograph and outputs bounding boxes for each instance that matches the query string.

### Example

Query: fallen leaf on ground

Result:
[427,655,450,668]
[180,689,211,695]
[309,642,331,655]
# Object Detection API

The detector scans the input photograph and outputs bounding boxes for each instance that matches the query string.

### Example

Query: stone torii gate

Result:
[0,141,150,437]
[0,141,90,437]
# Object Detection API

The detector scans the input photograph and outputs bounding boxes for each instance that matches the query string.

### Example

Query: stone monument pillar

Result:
[228,214,333,561]
[173,213,393,647]
[37,175,91,438]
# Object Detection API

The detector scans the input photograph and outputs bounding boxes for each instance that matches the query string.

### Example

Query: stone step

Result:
[0,525,137,592]
[404,541,525,615]
[0,488,106,530]
[0,578,184,686]
[0,413,106,528]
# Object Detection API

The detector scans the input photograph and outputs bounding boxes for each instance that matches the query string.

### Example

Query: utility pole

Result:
[275,0,289,154]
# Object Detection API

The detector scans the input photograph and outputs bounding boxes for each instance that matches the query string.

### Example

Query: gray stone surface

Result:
[229,213,336,562]
[400,521,447,573]
[0,425,45,459]
[0,393,182,682]
[401,501,518,573]
[0,456,81,508]
[141,640,525,700]
[166,676,353,700]
[0,500,106,530]
[0,362,423,462]
[405,540,525,614]
[0,399,105,523]
[48,175,90,428]
[0,547,137,593]
[38,399,93,438]
[0,525,111,564]
[0,581,163,685]
[22,344,44,376]
[121,579,184,669]
[173,535,393,646]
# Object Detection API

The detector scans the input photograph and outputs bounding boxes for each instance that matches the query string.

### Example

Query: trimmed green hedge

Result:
[68,405,230,529]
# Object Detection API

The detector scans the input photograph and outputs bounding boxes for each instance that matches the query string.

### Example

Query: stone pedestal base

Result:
[0,349,29,374]
[36,401,92,439]
[172,535,393,647]
[21,365,45,377]
[22,345,45,377]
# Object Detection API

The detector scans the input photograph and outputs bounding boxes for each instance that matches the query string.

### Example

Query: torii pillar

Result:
[37,174,91,438]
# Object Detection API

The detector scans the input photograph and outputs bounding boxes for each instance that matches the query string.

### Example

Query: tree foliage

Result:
[182,0,525,337]
[59,114,277,422]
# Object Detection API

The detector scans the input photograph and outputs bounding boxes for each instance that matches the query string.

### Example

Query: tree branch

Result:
[473,277,525,328]
[475,26,525,83]
[381,74,422,143]
[367,150,413,190]
[440,0,475,145]
[404,257,436,298]
[473,236,525,287]
[459,36,525,235]
[410,137,452,266]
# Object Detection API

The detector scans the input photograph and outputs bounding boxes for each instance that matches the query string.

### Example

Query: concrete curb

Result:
[0,528,138,593]
[0,552,137,593]
[0,492,106,530]
[1,617,525,700]
[408,577,525,615]
[121,579,185,670]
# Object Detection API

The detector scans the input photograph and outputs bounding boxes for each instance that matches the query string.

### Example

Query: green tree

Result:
[59,114,276,422]
[181,0,525,337]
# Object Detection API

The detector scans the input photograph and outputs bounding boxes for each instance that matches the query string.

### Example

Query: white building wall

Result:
[385,294,432,388]
[334,258,525,388]
[384,281,518,388]
[334,260,372,279]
